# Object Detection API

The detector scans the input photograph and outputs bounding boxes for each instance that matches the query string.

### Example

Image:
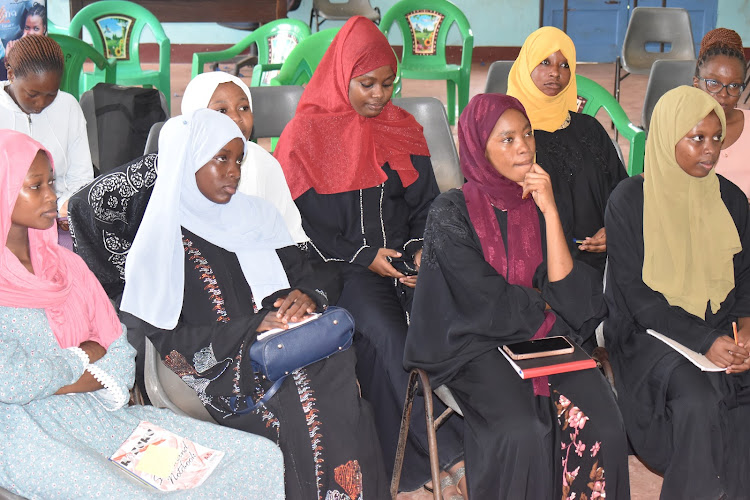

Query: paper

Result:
[257,312,321,340]
[646,329,726,372]
[135,444,180,478]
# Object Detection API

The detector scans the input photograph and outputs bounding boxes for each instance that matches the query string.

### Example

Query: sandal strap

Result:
[451,466,466,484]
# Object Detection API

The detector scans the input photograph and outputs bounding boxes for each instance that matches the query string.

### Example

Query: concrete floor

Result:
[164,60,722,499]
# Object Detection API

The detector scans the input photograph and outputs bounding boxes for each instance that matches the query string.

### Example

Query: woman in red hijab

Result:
[275,16,465,497]
[404,94,629,498]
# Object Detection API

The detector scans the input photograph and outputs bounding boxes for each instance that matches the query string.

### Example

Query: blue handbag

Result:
[230,306,354,414]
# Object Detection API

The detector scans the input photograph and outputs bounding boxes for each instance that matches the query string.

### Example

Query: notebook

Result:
[646,329,726,372]
[500,340,597,379]
[110,421,224,491]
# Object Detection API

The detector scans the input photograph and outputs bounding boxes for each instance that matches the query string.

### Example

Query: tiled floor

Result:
[166,60,738,499]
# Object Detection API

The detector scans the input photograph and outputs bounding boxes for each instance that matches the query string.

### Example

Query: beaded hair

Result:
[696,28,746,77]
[5,35,63,79]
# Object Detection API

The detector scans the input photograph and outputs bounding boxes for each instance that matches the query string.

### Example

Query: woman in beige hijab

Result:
[604,85,750,499]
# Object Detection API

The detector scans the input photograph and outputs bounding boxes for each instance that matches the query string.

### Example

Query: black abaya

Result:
[295,155,465,492]
[125,229,388,500]
[605,175,750,500]
[536,112,628,276]
[405,189,630,499]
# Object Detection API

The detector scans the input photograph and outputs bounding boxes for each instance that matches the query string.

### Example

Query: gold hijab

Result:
[507,26,577,132]
[643,85,740,319]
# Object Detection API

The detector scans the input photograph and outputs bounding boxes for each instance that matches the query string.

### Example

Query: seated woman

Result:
[405,93,629,499]
[605,86,750,499]
[507,27,627,277]
[0,35,92,219]
[694,28,750,201]
[120,109,386,500]
[273,16,465,497]
[0,129,284,499]
[180,71,308,244]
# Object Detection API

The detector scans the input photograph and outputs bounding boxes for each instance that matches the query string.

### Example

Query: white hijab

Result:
[121,109,293,329]
[181,72,309,244]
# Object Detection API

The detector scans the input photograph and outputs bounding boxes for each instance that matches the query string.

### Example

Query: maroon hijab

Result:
[458,94,543,288]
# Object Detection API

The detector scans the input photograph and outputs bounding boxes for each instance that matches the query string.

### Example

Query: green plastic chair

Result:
[379,0,473,125]
[49,33,117,101]
[192,19,312,86]
[267,27,340,87]
[576,75,646,176]
[68,1,171,110]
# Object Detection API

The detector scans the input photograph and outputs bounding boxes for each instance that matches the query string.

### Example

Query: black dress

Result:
[294,155,464,491]
[405,189,630,499]
[535,112,628,276]
[605,175,750,499]
[124,228,388,500]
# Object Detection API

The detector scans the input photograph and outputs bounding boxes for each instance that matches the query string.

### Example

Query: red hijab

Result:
[458,94,543,288]
[0,131,121,349]
[275,16,430,199]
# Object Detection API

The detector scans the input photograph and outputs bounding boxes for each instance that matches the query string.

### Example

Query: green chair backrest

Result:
[68,1,170,85]
[576,75,646,176]
[191,19,311,84]
[379,0,473,72]
[269,27,339,86]
[49,33,116,100]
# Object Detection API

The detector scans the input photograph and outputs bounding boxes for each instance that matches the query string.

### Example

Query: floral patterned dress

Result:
[0,307,284,499]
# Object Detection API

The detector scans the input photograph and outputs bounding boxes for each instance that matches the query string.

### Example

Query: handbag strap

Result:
[229,376,286,415]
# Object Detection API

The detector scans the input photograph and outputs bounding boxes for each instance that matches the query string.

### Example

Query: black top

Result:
[535,113,628,274]
[294,155,440,267]
[604,175,750,411]
[404,189,606,387]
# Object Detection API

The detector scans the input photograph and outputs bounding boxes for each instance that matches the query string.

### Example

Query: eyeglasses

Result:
[697,77,746,97]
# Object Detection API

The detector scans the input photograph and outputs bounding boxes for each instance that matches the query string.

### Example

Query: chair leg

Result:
[390,370,419,499]
[309,8,315,29]
[446,80,457,126]
[457,76,470,121]
[416,369,442,500]
[614,56,621,102]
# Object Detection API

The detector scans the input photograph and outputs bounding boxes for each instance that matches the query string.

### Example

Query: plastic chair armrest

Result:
[252,62,283,86]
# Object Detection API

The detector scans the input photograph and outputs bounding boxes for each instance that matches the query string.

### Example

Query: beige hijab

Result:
[643,85,740,319]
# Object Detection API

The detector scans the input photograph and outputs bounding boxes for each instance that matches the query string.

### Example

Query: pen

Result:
[573,238,585,245]
[733,321,739,345]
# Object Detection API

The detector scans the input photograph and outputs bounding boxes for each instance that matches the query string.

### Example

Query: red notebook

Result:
[499,341,597,379]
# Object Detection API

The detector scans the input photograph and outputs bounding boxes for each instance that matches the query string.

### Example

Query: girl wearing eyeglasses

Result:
[694,28,750,201]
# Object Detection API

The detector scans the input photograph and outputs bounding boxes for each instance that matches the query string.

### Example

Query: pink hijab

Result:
[0,130,121,349]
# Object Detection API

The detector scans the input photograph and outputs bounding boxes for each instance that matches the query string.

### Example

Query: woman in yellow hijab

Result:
[508,27,627,281]
[605,85,750,499]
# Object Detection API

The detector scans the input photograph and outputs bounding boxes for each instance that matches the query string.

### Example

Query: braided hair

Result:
[5,35,63,80]
[696,28,746,77]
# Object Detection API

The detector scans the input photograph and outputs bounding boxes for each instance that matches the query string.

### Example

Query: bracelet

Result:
[67,346,90,369]
[85,363,129,410]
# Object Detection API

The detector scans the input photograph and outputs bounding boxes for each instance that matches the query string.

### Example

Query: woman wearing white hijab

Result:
[121,109,387,500]
[181,72,308,244]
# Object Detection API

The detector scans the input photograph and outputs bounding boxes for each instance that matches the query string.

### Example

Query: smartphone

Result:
[388,256,418,276]
[502,336,575,360]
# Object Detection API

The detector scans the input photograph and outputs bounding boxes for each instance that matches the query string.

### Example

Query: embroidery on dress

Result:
[334,460,363,500]
[555,391,606,500]
[183,236,230,322]
[294,368,325,499]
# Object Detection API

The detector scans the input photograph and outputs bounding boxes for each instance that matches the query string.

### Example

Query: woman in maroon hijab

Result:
[275,16,465,496]
[404,94,629,499]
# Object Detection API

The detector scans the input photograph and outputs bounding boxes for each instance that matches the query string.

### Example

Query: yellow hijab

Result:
[507,26,577,132]
[643,85,740,319]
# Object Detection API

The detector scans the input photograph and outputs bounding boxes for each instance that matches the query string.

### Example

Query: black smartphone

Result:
[388,256,418,276]
[502,336,574,360]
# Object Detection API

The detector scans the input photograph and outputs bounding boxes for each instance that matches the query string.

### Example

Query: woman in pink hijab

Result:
[0,129,285,499]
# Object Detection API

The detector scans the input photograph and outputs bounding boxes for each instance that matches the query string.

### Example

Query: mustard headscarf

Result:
[643,85,740,319]
[507,26,577,132]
